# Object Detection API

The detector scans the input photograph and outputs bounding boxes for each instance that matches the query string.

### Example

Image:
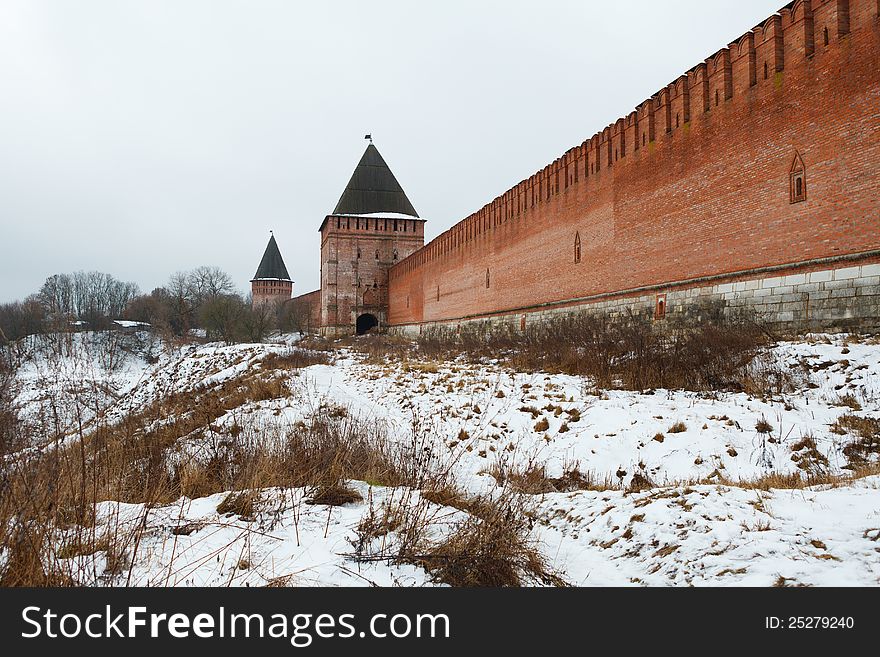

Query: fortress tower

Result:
[250,233,293,307]
[318,143,425,335]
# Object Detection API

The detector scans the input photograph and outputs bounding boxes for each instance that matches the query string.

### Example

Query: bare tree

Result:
[161,267,238,336]
[199,294,246,344]
[0,297,46,343]
[242,297,275,343]
[279,298,313,335]
[37,271,139,329]
[187,266,235,305]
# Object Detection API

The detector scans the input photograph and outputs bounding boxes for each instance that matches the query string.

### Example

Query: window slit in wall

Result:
[823,27,829,46]
[485,268,490,289]
[789,151,807,204]
[764,62,768,79]
[574,232,581,264]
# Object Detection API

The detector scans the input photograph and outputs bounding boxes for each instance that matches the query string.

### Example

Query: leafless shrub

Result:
[352,487,566,587]
[413,311,775,392]
[418,491,565,587]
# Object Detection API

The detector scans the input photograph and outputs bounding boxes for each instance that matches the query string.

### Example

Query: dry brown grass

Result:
[712,464,880,491]
[0,352,24,456]
[0,348,443,586]
[755,417,774,434]
[419,503,565,587]
[260,349,331,370]
[413,310,777,393]
[833,414,880,467]
[353,487,567,587]
[487,462,616,494]
[216,491,258,518]
[305,483,363,507]
[627,472,656,493]
[789,435,829,472]
[834,394,863,411]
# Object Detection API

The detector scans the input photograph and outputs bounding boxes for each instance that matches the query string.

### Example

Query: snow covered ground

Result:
[13,331,161,440]
[7,332,880,586]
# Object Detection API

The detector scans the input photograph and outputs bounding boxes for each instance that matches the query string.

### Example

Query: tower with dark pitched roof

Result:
[318,143,425,335]
[251,233,293,307]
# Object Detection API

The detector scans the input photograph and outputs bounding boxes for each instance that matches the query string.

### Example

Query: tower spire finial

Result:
[364,133,373,144]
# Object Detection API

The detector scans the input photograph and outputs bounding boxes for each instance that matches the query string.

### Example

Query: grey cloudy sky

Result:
[0,0,784,303]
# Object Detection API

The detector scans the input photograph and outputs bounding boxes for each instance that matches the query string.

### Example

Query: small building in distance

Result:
[250,233,293,307]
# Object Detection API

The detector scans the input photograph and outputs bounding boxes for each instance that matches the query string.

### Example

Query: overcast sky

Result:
[0,0,785,303]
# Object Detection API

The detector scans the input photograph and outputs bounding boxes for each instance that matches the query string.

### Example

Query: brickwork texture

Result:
[386,0,880,334]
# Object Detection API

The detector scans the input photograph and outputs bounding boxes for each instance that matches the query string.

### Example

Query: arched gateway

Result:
[356,313,379,335]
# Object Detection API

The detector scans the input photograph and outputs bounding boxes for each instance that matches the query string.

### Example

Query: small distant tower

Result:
[251,233,293,307]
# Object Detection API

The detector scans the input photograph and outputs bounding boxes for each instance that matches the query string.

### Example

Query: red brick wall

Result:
[388,0,880,326]
[320,215,425,332]
[289,289,321,332]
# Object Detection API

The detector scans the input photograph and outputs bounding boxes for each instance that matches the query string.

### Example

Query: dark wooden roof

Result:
[252,234,291,281]
[332,144,419,217]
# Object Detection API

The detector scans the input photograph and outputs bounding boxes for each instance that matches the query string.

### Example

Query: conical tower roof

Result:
[251,234,291,281]
[332,144,419,217]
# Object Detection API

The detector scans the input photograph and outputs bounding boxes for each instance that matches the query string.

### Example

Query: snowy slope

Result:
[9,332,880,586]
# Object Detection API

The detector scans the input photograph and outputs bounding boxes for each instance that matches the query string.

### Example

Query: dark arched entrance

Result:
[356,313,379,335]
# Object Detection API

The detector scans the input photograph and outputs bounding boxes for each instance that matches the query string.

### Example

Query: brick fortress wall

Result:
[388,0,880,333]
